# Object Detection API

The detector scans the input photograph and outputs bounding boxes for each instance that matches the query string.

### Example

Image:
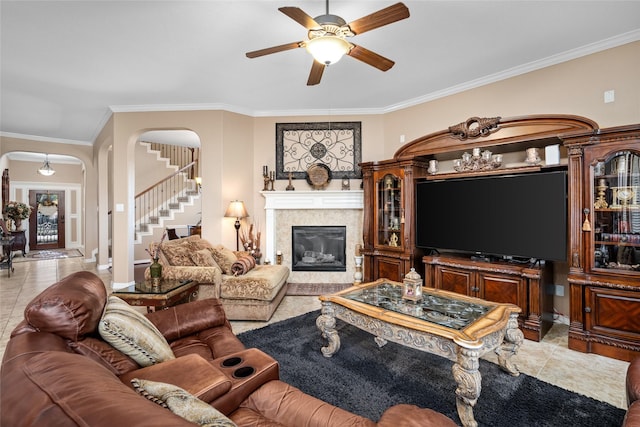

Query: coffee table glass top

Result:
[115,279,193,295]
[341,281,491,330]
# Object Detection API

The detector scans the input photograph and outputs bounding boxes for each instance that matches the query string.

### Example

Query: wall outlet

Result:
[555,284,565,297]
[604,90,615,103]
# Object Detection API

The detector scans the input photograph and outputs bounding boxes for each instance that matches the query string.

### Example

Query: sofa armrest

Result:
[377,404,457,427]
[145,265,222,287]
[628,358,640,406]
[145,298,231,341]
[120,354,232,403]
[2,351,196,427]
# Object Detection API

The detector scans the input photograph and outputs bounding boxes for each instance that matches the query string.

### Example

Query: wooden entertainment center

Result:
[361,115,640,359]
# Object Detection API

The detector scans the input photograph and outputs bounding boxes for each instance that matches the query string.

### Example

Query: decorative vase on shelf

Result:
[13,218,22,230]
[149,258,162,285]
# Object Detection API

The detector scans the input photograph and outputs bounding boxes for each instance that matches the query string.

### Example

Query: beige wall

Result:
[381,41,640,159]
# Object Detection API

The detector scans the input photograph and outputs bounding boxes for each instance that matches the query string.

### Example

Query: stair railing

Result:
[135,161,197,233]
[147,143,199,180]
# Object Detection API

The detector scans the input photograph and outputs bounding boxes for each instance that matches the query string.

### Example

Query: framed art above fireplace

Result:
[276,122,362,180]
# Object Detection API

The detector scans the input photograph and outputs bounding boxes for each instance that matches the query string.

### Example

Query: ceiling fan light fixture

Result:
[305,36,350,65]
[37,154,56,176]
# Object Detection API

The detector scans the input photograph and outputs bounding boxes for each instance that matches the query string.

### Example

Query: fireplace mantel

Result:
[261,190,364,263]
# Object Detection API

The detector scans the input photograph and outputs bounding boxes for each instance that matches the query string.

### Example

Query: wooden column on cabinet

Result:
[564,124,640,361]
[360,159,428,282]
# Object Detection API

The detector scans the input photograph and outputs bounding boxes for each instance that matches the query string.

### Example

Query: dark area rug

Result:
[237,311,625,427]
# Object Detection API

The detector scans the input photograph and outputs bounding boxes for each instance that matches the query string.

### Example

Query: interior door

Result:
[29,190,65,250]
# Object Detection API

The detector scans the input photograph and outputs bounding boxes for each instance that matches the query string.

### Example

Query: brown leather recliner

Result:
[625,357,640,426]
[1,271,456,427]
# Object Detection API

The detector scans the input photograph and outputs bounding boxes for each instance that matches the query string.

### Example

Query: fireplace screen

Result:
[292,226,346,272]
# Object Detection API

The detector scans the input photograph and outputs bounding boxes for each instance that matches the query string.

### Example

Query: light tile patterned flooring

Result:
[0,257,630,410]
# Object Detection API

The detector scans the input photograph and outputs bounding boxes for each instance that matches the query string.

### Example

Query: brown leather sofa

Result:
[626,357,640,426]
[1,271,456,427]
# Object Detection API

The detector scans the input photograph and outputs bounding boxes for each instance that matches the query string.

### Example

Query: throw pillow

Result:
[98,296,175,367]
[230,254,256,276]
[131,378,237,427]
[190,249,220,269]
[162,242,196,266]
[209,246,238,275]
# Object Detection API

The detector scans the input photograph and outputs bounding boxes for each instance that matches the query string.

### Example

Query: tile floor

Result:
[0,256,630,411]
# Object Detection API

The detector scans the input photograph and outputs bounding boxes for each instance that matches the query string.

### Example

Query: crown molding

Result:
[5,30,638,145]
[384,29,640,114]
[0,131,92,146]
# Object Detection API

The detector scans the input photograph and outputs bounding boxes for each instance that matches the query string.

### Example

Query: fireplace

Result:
[292,226,346,272]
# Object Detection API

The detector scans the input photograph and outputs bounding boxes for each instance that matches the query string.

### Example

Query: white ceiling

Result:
[1,1,639,146]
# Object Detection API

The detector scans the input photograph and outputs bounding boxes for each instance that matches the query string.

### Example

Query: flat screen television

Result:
[415,170,567,262]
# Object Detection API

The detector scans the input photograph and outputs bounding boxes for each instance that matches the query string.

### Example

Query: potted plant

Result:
[3,201,33,230]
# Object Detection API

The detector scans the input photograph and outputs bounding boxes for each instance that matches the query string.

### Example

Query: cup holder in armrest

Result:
[233,366,255,378]
[221,357,242,367]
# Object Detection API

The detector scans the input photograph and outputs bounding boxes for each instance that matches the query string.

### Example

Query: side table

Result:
[0,236,15,277]
[10,230,26,256]
[113,280,199,312]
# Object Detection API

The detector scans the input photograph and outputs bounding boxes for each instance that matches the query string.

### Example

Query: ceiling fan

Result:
[245,1,410,86]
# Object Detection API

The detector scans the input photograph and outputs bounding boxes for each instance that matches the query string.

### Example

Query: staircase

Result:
[134,142,201,257]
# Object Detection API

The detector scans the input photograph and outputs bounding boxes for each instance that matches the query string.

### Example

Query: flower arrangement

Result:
[145,231,167,262]
[3,201,33,221]
[240,222,262,262]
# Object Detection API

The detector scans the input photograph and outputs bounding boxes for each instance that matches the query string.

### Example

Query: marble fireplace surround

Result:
[261,190,364,284]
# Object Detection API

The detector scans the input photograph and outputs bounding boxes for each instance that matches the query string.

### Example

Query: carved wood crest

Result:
[449,117,502,140]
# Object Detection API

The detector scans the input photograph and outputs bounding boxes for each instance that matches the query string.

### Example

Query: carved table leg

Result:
[496,312,523,376]
[452,347,481,427]
[316,302,340,358]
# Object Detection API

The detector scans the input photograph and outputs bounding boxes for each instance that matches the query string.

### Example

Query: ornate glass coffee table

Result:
[317,278,523,427]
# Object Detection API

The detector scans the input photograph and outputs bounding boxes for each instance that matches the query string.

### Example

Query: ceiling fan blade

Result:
[279,7,322,30]
[347,2,410,35]
[347,44,395,71]
[307,60,325,86]
[246,41,303,58]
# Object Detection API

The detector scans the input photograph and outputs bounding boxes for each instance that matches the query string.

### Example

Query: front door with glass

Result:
[29,190,65,250]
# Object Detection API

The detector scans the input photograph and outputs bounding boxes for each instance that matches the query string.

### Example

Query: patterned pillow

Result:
[209,246,238,275]
[230,254,256,276]
[131,378,237,427]
[162,242,196,266]
[190,249,220,268]
[98,296,175,367]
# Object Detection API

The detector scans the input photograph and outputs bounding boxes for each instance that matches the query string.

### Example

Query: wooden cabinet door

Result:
[374,256,405,282]
[478,272,527,312]
[585,286,640,341]
[436,265,474,296]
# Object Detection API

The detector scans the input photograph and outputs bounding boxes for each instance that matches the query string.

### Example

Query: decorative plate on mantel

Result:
[306,163,332,190]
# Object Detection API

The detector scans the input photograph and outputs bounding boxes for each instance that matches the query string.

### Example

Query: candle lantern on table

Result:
[402,268,423,302]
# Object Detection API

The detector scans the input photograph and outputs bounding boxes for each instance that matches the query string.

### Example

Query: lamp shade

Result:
[224,200,249,219]
[305,36,351,65]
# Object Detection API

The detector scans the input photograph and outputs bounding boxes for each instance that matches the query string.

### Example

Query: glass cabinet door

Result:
[593,150,640,272]
[375,172,403,249]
